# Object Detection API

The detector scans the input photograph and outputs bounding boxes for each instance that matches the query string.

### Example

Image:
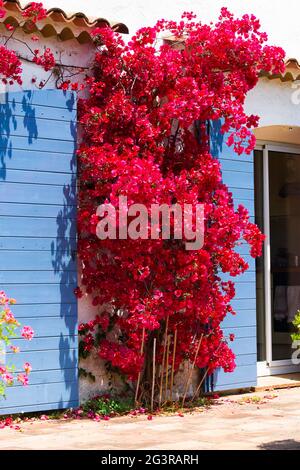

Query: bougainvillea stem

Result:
[151,338,156,412]
[182,333,204,406]
[158,316,169,407]
[164,335,171,404]
[134,328,145,405]
[169,329,177,402]
[192,367,210,402]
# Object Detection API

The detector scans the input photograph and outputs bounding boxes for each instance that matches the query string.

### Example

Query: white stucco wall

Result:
[36,0,300,61]
[245,77,300,144]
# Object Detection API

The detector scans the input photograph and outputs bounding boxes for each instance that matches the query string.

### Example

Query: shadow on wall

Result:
[0,95,15,180]
[209,119,224,159]
[51,97,78,397]
[0,92,41,181]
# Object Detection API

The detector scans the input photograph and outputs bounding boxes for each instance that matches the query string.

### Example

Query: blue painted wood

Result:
[220,271,255,283]
[235,354,257,367]
[0,203,76,218]
[0,251,76,270]
[0,135,75,154]
[13,336,78,352]
[0,382,78,409]
[222,326,256,338]
[0,237,76,251]
[0,400,79,416]
[3,169,75,186]
[231,298,256,310]
[0,115,75,142]
[0,89,78,415]
[2,101,77,122]
[7,370,78,388]
[219,158,253,173]
[0,149,76,173]
[2,285,77,304]
[221,310,256,328]
[0,182,76,205]
[7,349,77,371]
[230,188,254,201]
[4,89,76,110]
[213,365,257,388]
[0,217,76,237]
[0,270,77,284]
[221,170,254,189]
[10,303,77,318]
[210,120,257,391]
[213,381,255,391]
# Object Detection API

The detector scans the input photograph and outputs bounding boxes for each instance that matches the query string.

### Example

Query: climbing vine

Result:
[76,9,285,405]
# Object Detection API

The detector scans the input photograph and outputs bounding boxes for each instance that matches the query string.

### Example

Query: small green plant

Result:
[81,395,134,417]
[291,310,300,342]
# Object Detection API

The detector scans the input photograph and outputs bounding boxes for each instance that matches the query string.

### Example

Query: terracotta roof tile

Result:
[2,0,129,43]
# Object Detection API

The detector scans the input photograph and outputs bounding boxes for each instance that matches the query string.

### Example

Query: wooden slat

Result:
[13,336,78,352]
[2,169,75,186]
[0,382,78,410]
[0,149,76,173]
[0,270,77,284]
[0,182,76,205]
[0,101,77,122]
[0,217,76,238]
[2,284,76,305]
[4,89,76,110]
[0,203,76,218]
[0,135,75,153]
[0,251,76,270]
[11,303,77,318]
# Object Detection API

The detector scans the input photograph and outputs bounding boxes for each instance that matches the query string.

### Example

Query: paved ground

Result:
[1,387,300,450]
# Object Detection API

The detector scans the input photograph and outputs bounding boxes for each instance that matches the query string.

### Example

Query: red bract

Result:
[21,2,48,23]
[77,10,285,397]
[33,48,55,71]
[0,46,22,85]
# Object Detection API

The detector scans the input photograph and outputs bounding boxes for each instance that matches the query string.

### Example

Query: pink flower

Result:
[21,326,34,341]
[23,362,32,375]
[40,415,49,421]
[3,309,19,325]
[17,373,29,386]
[2,373,13,385]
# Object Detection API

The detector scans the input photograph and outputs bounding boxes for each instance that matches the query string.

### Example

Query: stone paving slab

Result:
[1,387,300,450]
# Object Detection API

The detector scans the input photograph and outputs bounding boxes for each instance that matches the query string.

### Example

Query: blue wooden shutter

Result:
[0,89,78,414]
[209,120,257,391]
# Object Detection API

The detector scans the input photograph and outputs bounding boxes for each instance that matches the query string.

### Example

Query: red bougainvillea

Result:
[0,0,50,86]
[76,9,285,401]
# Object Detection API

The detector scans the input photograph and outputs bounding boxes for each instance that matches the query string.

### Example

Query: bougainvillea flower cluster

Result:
[77,9,285,396]
[0,1,54,86]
